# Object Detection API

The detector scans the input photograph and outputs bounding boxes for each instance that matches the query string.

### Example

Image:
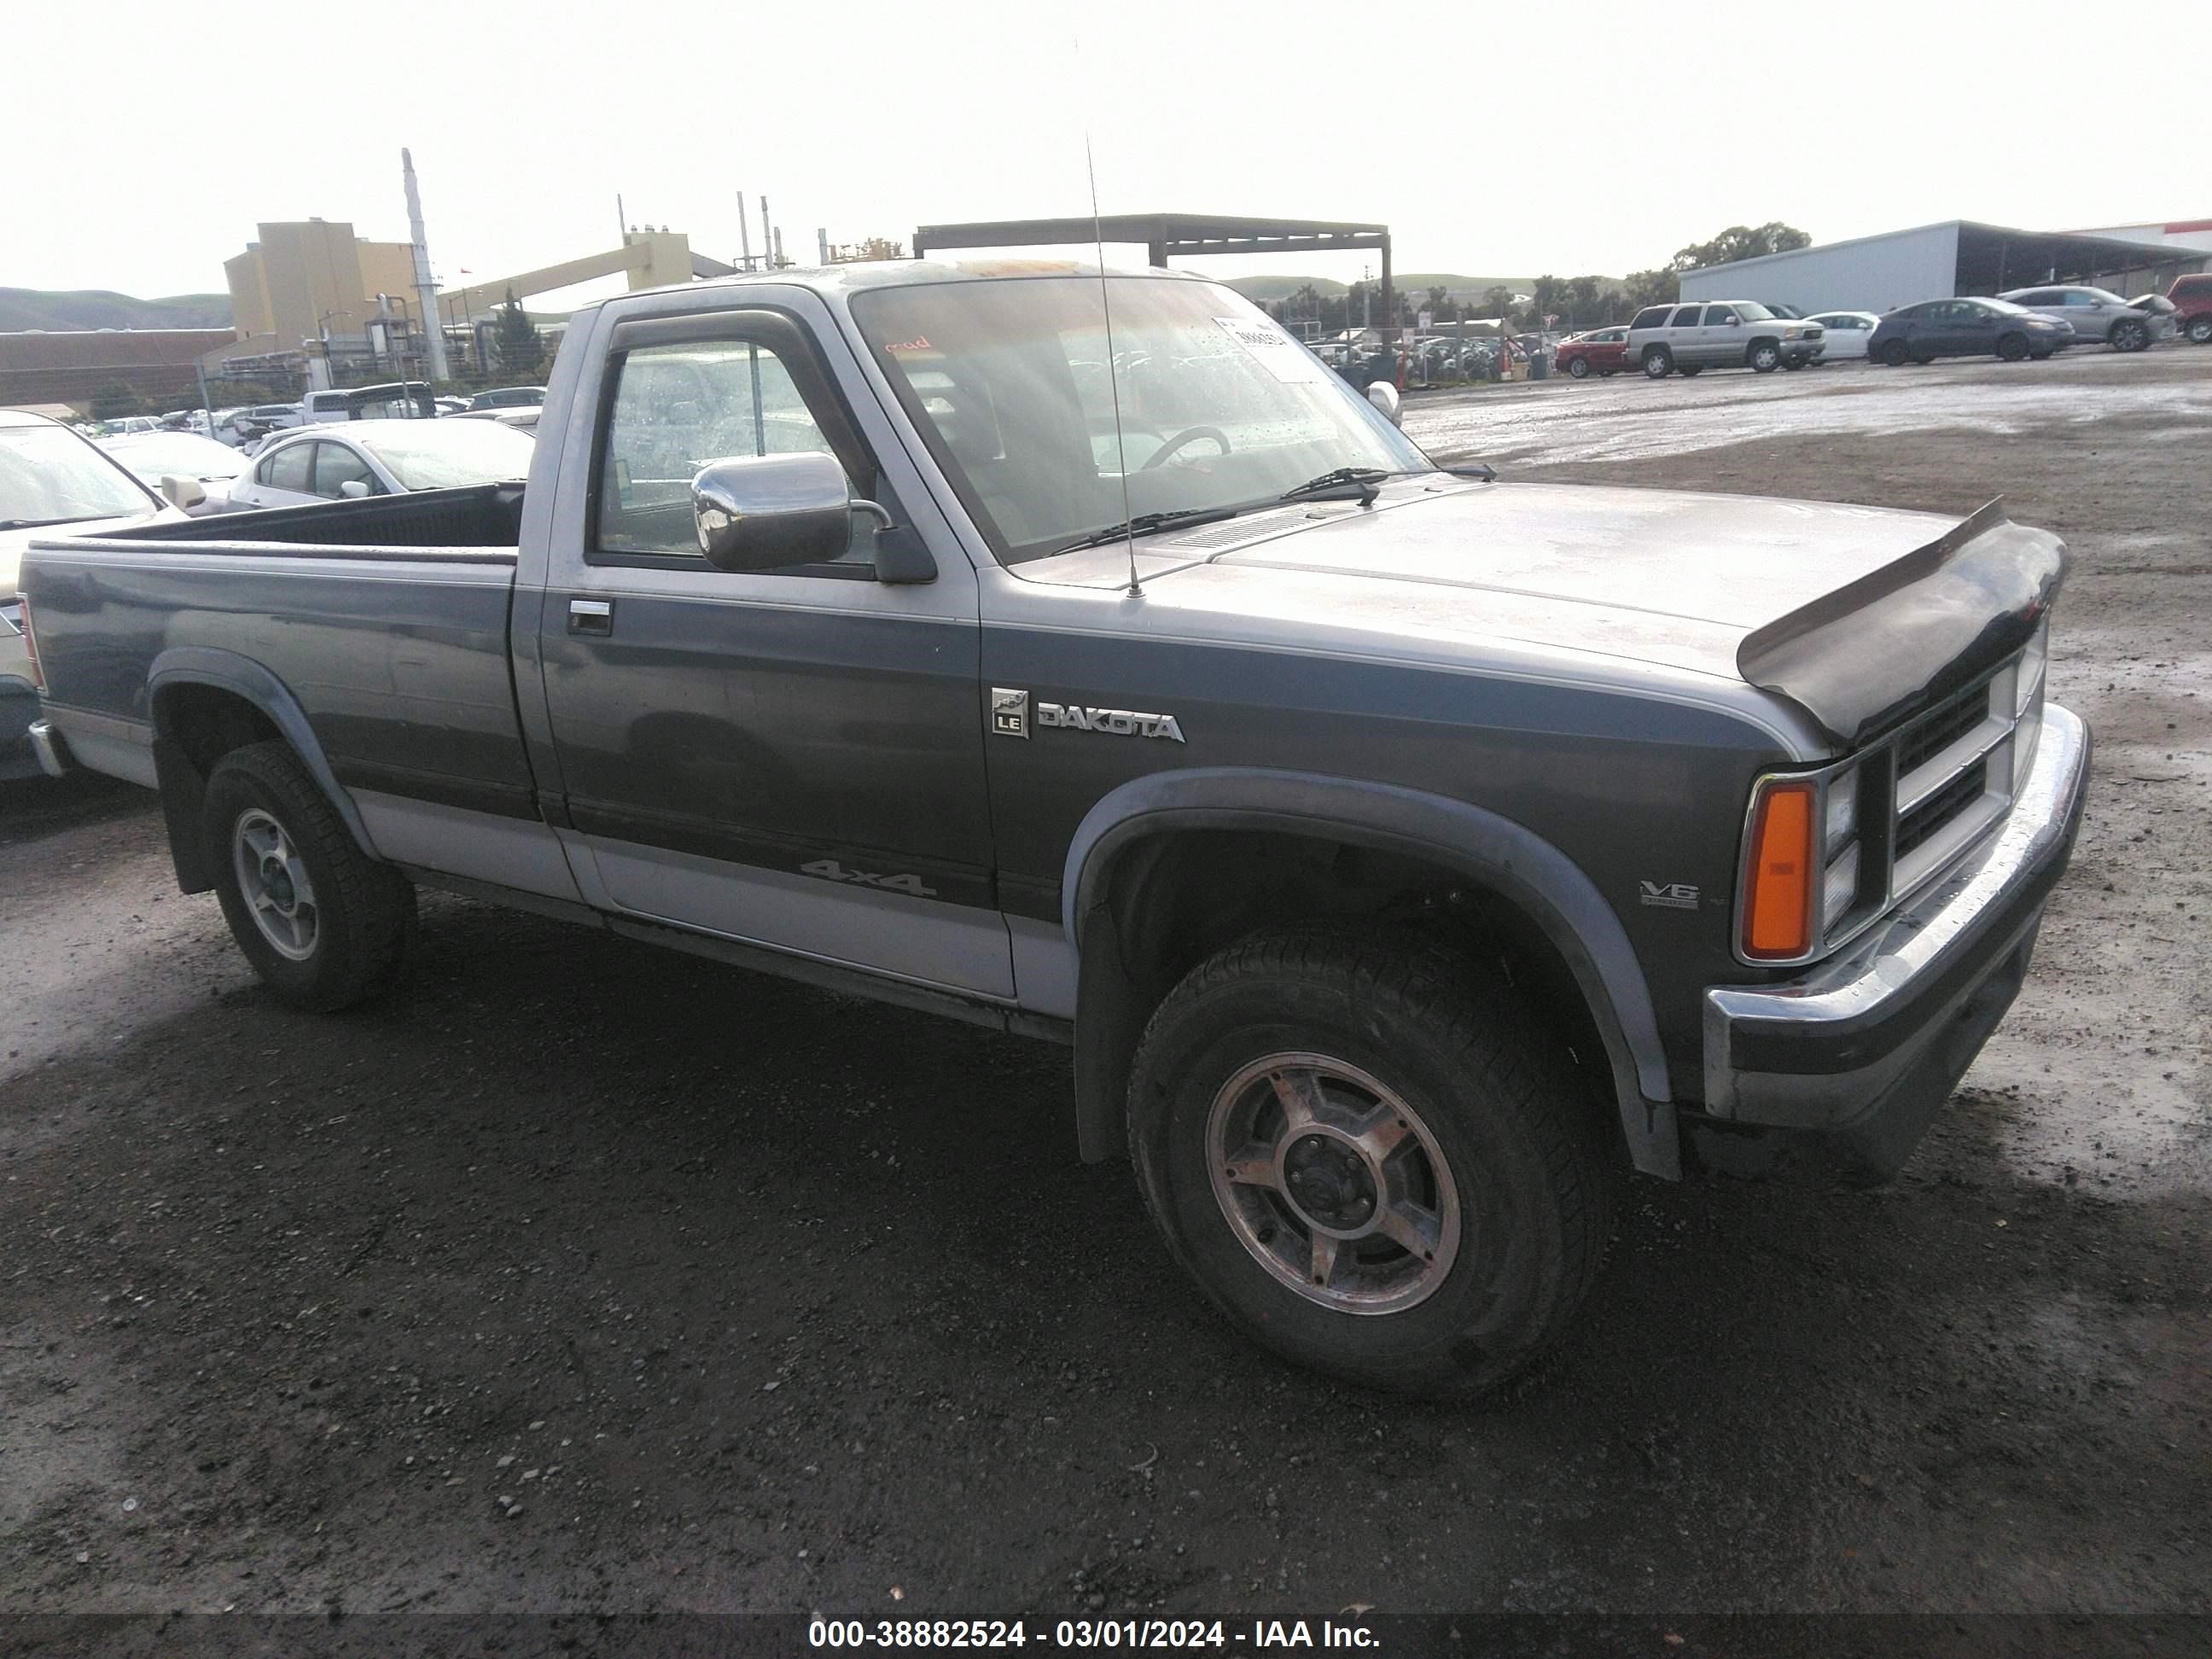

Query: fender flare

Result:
[1062,767,1679,1179]
[148,647,381,864]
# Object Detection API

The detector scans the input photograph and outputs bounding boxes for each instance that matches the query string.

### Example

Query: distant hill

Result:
[0,288,234,333]
[1227,272,1535,304]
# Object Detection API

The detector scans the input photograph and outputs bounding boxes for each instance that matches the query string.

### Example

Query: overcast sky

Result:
[8,0,2199,310]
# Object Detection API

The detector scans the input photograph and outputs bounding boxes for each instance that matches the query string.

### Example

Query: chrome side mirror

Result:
[691,451,903,575]
[159,474,207,511]
[1365,379,1402,427]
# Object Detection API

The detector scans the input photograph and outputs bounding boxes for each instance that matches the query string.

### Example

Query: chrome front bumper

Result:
[1697,702,2090,1178]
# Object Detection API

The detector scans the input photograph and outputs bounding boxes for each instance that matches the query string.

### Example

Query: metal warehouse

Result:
[1679,219,2203,315]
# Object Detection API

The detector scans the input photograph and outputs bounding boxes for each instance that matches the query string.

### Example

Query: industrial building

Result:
[218,218,423,374]
[0,327,236,410]
[1678,219,2207,315]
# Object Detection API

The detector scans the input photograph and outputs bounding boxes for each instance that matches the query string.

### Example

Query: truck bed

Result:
[26,485,537,840]
[91,482,526,556]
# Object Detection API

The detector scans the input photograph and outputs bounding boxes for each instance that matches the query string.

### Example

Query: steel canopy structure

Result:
[911,212,1394,330]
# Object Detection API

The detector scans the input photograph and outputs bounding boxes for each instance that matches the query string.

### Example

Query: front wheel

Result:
[1641,346,1673,378]
[1748,341,1782,373]
[2108,320,2149,353]
[1877,338,1912,366]
[1126,927,1618,1398]
[1995,333,2030,362]
[203,741,416,1010]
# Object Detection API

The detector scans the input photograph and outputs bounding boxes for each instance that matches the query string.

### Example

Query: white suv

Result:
[1625,300,1825,379]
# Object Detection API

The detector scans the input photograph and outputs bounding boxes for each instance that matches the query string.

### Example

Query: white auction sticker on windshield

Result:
[1214,316,1328,383]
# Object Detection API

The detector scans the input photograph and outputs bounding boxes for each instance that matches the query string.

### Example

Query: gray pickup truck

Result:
[21,262,2089,1396]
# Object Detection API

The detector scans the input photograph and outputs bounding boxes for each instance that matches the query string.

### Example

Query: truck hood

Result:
[1072,480,2066,746]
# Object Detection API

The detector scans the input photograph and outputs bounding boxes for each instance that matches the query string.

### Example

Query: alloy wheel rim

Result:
[232,808,318,961]
[1205,1052,1462,1316]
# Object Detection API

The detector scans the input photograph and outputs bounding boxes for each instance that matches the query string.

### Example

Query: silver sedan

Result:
[224,419,534,510]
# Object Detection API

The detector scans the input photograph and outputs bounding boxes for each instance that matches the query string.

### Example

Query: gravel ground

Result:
[1,347,2205,1627]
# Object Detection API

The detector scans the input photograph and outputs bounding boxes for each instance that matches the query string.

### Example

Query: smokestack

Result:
[774,226,786,268]
[401,148,450,381]
[818,227,830,265]
[736,192,752,270]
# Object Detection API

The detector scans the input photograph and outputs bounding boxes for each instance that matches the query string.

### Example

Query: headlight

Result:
[1784,326,1807,338]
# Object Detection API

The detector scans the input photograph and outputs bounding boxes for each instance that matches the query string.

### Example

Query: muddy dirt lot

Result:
[2,348,2205,1627]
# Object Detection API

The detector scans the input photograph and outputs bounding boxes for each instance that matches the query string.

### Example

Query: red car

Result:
[1555,325,1630,378]
[2170,272,2212,345]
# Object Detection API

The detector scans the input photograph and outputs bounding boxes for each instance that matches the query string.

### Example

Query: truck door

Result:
[535,306,1010,998]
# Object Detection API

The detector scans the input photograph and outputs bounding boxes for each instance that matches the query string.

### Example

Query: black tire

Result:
[203,741,415,1010]
[2108,320,2149,353]
[2187,316,2212,346]
[1677,365,1703,376]
[1877,338,1912,367]
[2029,347,2053,360]
[1748,340,1782,373]
[1641,346,1672,378]
[1782,357,1806,370]
[1566,355,1592,378]
[1126,925,1619,1399]
[1995,333,2029,362]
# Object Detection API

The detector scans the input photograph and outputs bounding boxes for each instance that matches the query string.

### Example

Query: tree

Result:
[1668,222,1811,274]
[89,381,143,420]
[1623,268,1679,311]
[1479,284,1518,324]
[492,288,545,378]
[1426,284,1449,320]
[1568,275,1609,326]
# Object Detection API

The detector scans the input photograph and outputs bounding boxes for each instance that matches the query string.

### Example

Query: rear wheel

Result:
[1127,926,1619,1398]
[2108,319,2149,353]
[203,741,415,1010]
[1641,346,1673,378]
[1566,355,1592,378]
[1877,338,1912,367]
[1995,333,2029,362]
[2187,315,2212,346]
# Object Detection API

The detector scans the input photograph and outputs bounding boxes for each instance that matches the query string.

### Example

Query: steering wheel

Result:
[1140,426,1231,470]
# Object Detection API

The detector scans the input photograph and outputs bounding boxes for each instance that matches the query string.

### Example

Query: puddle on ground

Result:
[1405,369,2212,467]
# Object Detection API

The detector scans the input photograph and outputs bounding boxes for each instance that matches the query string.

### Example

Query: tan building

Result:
[224,218,418,352]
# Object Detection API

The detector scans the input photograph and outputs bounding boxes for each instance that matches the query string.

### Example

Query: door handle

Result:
[568,597,614,637]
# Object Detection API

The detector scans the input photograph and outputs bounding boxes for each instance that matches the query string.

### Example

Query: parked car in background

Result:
[1805,311,1881,361]
[1763,303,1809,320]
[1871,298,2072,365]
[98,431,249,515]
[2169,273,2212,344]
[1625,300,1825,377]
[467,385,547,410]
[1,410,184,777]
[224,419,535,510]
[1554,326,1630,378]
[300,383,437,425]
[1997,286,2166,352]
[453,406,543,434]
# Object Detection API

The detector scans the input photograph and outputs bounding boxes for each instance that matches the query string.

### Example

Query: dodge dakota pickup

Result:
[21,262,2090,1395]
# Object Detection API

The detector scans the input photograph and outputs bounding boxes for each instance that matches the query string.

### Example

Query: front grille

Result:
[1761,618,2052,966]
[1895,756,1988,862]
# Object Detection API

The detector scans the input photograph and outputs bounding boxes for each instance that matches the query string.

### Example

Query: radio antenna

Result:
[1077,39,1140,598]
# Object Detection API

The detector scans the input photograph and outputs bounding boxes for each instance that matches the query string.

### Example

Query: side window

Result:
[596,335,848,563]
[1629,306,1669,329]
[2063,291,2098,307]
[311,441,377,499]
[1668,306,1703,327]
[1703,305,1738,325]
[260,443,312,492]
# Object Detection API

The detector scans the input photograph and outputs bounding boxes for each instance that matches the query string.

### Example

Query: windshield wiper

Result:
[1056,507,1240,554]
[1280,467,1391,505]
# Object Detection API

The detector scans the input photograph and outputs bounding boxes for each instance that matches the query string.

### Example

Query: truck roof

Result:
[627,258,1212,303]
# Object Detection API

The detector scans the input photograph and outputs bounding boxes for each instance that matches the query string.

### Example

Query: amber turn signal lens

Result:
[1743,781,1816,959]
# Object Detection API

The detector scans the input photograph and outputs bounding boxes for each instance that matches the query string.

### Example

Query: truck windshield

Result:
[853,276,1429,565]
[0,422,159,528]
